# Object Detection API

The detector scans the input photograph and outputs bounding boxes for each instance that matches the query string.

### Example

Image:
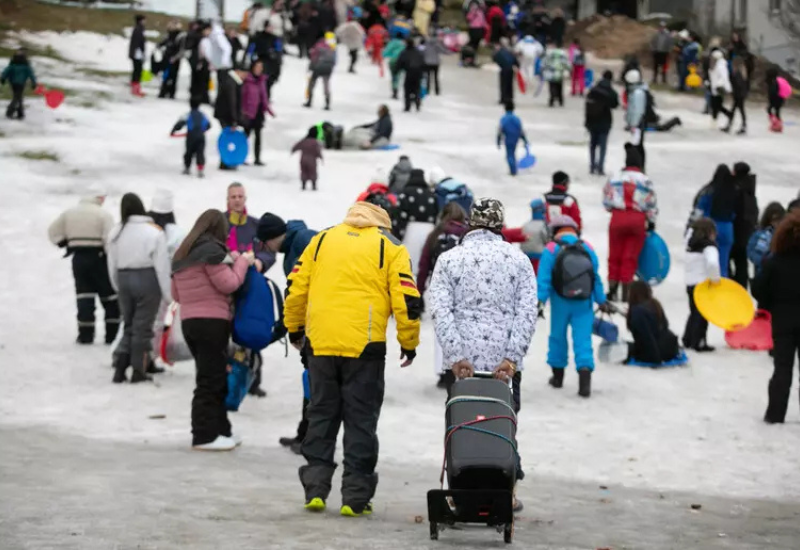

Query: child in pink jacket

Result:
[568,38,586,96]
[171,209,253,452]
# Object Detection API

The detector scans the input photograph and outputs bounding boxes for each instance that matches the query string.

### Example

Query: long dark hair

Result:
[627,280,666,324]
[173,209,228,262]
[771,212,800,255]
[709,164,736,219]
[424,202,467,253]
[759,202,786,229]
[148,211,176,230]
[114,193,146,241]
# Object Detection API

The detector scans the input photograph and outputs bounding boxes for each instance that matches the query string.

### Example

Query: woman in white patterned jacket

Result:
[427,197,539,412]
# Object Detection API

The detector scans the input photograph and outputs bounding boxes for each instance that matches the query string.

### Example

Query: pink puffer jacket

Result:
[171,255,249,320]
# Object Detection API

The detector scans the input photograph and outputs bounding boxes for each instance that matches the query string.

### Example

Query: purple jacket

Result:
[240,73,275,121]
[226,212,276,272]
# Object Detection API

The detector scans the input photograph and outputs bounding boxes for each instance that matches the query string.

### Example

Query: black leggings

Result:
[727,97,747,127]
[710,95,731,120]
[131,59,143,84]
[245,121,263,163]
[683,286,708,349]
[348,49,358,72]
[424,64,440,95]
[768,98,784,120]
[549,81,564,107]
[467,28,483,52]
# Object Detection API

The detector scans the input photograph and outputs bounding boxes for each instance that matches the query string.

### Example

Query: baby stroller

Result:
[427,373,517,543]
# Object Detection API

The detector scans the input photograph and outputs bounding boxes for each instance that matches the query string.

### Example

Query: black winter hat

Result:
[257,213,287,241]
[552,171,570,187]
[624,143,644,169]
[733,161,751,176]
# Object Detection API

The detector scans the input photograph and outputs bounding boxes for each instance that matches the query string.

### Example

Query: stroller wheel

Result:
[429,521,439,541]
[503,521,514,544]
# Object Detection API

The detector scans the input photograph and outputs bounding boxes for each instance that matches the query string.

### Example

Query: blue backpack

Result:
[434,179,474,214]
[232,266,279,351]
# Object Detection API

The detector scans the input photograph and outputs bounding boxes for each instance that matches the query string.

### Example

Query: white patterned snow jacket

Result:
[428,229,538,372]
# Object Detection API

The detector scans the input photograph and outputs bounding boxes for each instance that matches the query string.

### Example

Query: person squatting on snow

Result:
[291,127,324,191]
[695,165,739,278]
[106,193,172,384]
[392,168,440,276]
[421,33,449,96]
[171,97,211,177]
[254,214,318,455]
[624,69,649,170]
[305,35,337,110]
[388,155,414,194]
[1,48,37,120]
[682,217,721,353]
[537,215,609,398]
[544,171,582,232]
[748,202,786,278]
[542,39,570,108]
[493,38,518,106]
[128,14,147,97]
[584,70,619,176]
[158,20,184,99]
[336,19,366,73]
[428,197,537,416]
[283,201,422,517]
[624,281,679,365]
[172,209,253,451]
[602,145,658,303]
[497,101,529,177]
[753,212,800,424]
[568,38,586,97]
[395,38,426,112]
[514,35,543,90]
[241,59,276,166]
[48,187,119,345]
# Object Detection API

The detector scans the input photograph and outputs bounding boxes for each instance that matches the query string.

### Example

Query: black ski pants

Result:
[404,72,422,112]
[131,59,143,84]
[683,285,708,349]
[299,355,385,509]
[183,318,232,446]
[548,80,564,107]
[765,326,800,423]
[159,60,181,98]
[184,136,206,169]
[6,84,25,119]
[499,68,514,104]
[72,249,120,344]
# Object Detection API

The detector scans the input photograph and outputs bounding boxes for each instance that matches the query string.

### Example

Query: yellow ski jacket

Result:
[284,202,422,358]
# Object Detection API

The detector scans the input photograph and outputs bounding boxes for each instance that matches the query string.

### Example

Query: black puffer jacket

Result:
[392,169,439,239]
[752,251,800,333]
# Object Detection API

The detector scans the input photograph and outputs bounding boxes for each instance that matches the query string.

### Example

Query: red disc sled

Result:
[725,309,773,351]
[45,90,65,109]
[516,70,526,94]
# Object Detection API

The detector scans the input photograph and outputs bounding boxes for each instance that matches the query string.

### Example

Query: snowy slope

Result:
[138,0,252,21]
[1,30,800,507]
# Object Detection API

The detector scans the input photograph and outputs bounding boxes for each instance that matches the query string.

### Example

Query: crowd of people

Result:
[10,0,798,523]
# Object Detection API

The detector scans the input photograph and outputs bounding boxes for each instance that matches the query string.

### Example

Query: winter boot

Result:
[324,96,330,111]
[146,357,165,374]
[392,89,398,100]
[133,83,145,97]
[112,353,129,383]
[621,283,631,303]
[182,167,191,175]
[130,370,153,383]
[548,368,564,389]
[606,281,619,303]
[578,369,592,398]
[197,165,205,178]
[737,126,747,135]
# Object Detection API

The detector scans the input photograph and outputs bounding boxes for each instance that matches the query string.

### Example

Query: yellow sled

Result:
[693,278,755,331]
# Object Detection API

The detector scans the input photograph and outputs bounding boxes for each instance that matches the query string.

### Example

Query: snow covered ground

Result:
[2,29,800,548]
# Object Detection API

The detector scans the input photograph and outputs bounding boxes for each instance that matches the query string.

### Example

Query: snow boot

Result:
[193,435,236,451]
[606,281,619,302]
[548,367,564,389]
[324,96,330,111]
[182,167,191,175]
[130,370,153,383]
[112,353,129,383]
[578,369,592,398]
[737,126,747,135]
[132,83,145,97]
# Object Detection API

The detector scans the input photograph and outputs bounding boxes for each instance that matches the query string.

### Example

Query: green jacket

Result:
[383,39,406,65]
[1,62,37,88]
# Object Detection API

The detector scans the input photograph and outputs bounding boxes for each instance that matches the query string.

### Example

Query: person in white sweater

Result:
[708,49,732,123]
[106,193,172,383]
[683,217,721,352]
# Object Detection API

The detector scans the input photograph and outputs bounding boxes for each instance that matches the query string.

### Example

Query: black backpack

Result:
[552,240,595,300]
[430,233,460,271]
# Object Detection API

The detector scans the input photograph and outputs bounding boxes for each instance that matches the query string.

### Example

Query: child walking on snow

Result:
[568,38,586,97]
[1,48,37,120]
[171,98,211,178]
[497,101,529,176]
[683,217,721,352]
[292,127,323,191]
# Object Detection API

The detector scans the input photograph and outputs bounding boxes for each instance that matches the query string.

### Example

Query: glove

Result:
[537,301,546,319]
[598,301,615,314]
[647,220,656,232]
[400,348,416,362]
[289,331,305,346]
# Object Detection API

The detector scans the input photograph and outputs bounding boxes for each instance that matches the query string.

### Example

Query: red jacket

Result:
[356,183,398,205]
[544,185,582,231]
[485,5,505,41]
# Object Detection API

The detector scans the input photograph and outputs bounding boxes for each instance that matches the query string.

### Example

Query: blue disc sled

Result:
[517,145,536,170]
[375,143,401,151]
[218,128,249,167]
[636,231,670,285]
[626,350,688,368]
[584,68,594,88]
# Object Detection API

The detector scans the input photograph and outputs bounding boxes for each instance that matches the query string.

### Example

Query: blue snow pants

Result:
[714,219,734,278]
[547,295,595,371]
[505,138,519,175]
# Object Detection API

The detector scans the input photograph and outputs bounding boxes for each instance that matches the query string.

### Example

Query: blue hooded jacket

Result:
[280,220,318,276]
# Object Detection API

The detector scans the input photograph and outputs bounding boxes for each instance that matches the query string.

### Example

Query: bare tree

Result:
[771,0,800,42]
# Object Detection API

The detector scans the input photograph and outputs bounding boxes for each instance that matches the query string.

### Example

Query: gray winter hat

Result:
[469,197,505,230]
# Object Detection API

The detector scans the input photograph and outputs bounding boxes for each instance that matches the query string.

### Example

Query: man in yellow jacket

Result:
[284,201,421,517]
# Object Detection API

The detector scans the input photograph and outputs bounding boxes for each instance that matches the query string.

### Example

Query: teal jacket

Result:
[1,61,37,88]
[383,39,406,65]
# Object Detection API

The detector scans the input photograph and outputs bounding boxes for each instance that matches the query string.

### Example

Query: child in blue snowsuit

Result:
[537,215,609,398]
[171,97,211,177]
[497,101,528,176]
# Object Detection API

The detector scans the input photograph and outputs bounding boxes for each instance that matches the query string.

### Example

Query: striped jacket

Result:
[602,167,658,223]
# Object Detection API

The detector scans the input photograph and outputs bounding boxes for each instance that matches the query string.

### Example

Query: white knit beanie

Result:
[371,167,388,186]
[151,188,174,214]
